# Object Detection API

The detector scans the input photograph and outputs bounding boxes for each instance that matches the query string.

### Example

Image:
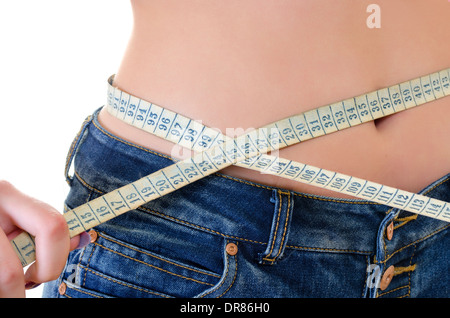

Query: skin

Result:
[100,0,450,199]
[0,181,81,297]
[1,0,449,297]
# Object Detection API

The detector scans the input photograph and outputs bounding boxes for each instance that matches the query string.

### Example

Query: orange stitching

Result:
[217,246,238,298]
[262,190,283,261]
[74,171,102,194]
[73,171,267,245]
[217,174,273,191]
[380,176,450,264]
[406,245,417,297]
[219,174,383,204]
[92,119,174,161]
[65,282,103,298]
[93,242,215,286]
[380,224,449,264]
[79,264,170,298]
[423,176,450,194]
[275,191,291,260]
[263,191,292,262]
[393,215,418,230]
[377,284,409,297]
[199,241,237,298]
[395,215,418,224]
[72,172,374,255]
[394,264,417,276]
[82,244,96,287]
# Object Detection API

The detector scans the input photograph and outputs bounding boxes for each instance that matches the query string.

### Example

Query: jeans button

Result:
[379,265,395,291]
[386,222,394,241]
[226,243,238,256]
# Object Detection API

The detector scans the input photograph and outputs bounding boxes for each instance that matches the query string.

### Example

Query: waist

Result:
[71,110,450,253]
[97,90,450,199]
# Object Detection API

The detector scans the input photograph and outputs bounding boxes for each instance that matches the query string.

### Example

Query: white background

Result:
[0,1,133,297]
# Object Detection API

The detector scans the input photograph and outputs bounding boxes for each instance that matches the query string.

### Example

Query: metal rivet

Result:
[88,229,98,243]
[226,243,238,256]
[58,282,67,295]
[386,222,394,241]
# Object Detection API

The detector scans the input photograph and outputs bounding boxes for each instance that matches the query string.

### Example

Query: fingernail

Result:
[25,281,41,290]
[76,231,91,249]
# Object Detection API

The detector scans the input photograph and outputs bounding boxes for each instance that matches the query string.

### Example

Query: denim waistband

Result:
[68,108,450,258]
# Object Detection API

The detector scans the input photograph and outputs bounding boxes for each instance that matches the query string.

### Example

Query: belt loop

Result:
[258,189,294,265]
[64,114,93,185]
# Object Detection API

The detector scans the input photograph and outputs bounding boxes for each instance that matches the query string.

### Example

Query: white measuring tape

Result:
[11,68,450,267]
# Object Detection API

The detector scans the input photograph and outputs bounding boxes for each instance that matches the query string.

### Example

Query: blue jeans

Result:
[43,108,449,298]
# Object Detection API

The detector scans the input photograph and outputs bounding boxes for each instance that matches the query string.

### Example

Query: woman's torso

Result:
[99,0,450,199]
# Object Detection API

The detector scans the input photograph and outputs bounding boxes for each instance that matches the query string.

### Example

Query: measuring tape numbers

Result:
[11,68,450,267]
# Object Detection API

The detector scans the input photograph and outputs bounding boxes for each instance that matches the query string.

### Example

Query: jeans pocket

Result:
[61,281,114,298]
[68,230,237,298]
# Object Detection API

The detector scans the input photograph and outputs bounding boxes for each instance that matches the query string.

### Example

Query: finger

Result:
[0,181,66,239]
[70,231,91,251]
[0,229,25,298]
[24,232,91,288]
[70,235,81,251]
[24,231,88,288]
[23,214,70,284]
[0,181,70,283]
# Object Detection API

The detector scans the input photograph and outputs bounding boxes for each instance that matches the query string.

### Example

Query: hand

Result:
[0,180,84,297]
